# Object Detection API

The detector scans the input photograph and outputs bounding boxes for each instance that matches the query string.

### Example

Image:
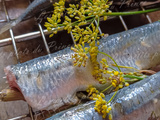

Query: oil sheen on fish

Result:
[0,0,55,35]
[4,21,160,111]
[46,71,160,120]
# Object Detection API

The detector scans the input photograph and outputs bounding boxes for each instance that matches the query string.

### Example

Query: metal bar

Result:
[94,20,103,35]
[0,29,51,46]
[70,31,76,45]
[8,115,27,120]
[118,16,128,31]
[0,20,6,23]
[38,23,50,54]
[0,26,64,47]
[28,104,34,120]
[140,6,152,23]
[8,115,28,120]
[2,0,20,63]
[9,29,20,63]
[115,8,128,31]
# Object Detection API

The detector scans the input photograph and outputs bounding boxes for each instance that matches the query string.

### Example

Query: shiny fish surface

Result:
[4,21,160,111]
[47,71,160,120]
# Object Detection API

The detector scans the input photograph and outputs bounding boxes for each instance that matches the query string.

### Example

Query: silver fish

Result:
[4,21,160,112]
[46,71,160,120]
[0,0,55,35]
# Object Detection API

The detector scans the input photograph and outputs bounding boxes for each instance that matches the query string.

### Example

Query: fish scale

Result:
[4,21,160,111]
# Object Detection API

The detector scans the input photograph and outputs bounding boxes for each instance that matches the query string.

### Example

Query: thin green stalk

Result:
[89,0,93,4]
[94,17,100,41]
[109,66,116,71]
[111,64,139,71]
[101,84,113,93]
[108,91,118,103]
[89,17,96,27]
[61,7,160,28]
[71,16,95,26]
[125,79,139,82]
[97,17,100,27]
[124,75,144,80]
[98,51,121,72]
[103,8,160,16]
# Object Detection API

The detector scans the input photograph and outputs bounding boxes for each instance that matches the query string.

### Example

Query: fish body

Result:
[5,50,101,110]
[0,0,54,35]
[4,21,160,111]
[46,71,160,120]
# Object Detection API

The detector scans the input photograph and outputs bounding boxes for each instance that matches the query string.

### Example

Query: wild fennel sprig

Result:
[86,86,112,119]
[45,0,149,119]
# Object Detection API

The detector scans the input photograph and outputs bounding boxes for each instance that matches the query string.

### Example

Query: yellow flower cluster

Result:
[63,16,72,33]
[86,85,99,96]
[72,24,100,44]
[53,0,65,14]
[99,58,130,90]
[86,86,112,119]
[93,94,112,118]
[71,44,89,67]
[44,0,65,37]
[87,0,110,17]
[67,4,86,23]
[107,70,129,91]
[45,0,112,38]
[100,58,109,70]
[66,0,111,22]
[89,41,104,83]
[45,0,111,72]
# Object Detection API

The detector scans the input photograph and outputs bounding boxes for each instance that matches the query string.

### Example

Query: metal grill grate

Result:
[0,0,159,119]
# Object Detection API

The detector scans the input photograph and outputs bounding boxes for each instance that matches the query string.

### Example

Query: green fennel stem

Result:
[108,91,118,103]
[125,79,140,82]
[124,75,144,80]
[103,8,160,16]
[50,8,160,33]
[101,85,113,93]
[98,51,121,72]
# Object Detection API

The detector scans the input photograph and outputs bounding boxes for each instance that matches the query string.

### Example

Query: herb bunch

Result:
[45,0,147,119]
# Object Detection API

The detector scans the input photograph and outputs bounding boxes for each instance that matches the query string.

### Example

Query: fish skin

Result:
[98,21,160,70]
[0,0,55,35]
[4,21,160,111]
[4,51,101,110]
[46,71,160,120]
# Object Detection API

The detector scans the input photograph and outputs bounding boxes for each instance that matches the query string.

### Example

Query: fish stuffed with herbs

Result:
[1,0,160,119]
[4,21,160,111]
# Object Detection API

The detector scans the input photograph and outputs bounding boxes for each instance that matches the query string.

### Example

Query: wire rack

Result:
[0,0,159,120]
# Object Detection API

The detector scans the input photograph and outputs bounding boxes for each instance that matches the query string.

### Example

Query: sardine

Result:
[4,21,160,111]
[46,71,160,120]
[0,0,55,35]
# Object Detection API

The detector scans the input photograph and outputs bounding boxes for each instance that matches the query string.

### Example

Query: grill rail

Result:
[0,0,158,119]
